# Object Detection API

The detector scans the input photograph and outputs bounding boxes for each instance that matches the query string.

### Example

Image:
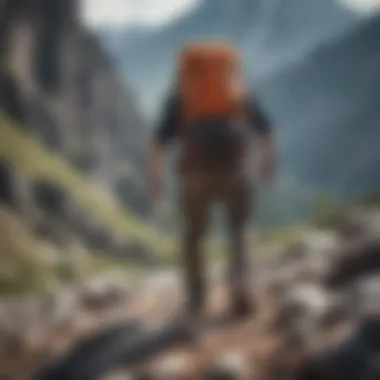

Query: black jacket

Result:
[153,91,272,146]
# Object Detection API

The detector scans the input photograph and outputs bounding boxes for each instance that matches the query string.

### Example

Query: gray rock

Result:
[80,278,130,312]
[324,235,380,288]
[351,275,380,320]
[143,351,194,380]
[204,350,252,380]
[111,239,155,266]
[276,282,343,339]
[41,289,79,328]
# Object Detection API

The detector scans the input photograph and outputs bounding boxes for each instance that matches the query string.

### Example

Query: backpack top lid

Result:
[179,41,240,64]
[178,41,246,123]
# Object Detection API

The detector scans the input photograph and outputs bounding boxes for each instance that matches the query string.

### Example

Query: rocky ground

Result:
[1,207,379,380]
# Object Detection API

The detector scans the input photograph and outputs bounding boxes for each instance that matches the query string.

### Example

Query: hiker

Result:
[147,41,276,321]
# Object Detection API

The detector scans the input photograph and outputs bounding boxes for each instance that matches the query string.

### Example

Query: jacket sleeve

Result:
[246,96,273,136]
[153,92,181,146]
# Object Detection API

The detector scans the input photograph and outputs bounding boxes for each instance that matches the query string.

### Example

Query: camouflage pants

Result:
[179,169,254,315]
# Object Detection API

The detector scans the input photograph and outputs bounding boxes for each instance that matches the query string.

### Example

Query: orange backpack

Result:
[176,42,250,171]
[178,42,248,125]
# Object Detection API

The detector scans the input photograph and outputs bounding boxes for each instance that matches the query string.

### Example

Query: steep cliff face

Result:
[0,0,149,216]
[0,0,159,266]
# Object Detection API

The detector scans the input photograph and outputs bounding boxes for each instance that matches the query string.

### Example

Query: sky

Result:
[80,0,380,29]
[338,0,380,14]
[80,0,200,28]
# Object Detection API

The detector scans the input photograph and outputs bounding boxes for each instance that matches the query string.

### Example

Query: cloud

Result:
[80,0,200,28]
[337,0,380,14]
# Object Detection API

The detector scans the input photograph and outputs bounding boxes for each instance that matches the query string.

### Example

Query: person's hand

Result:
[147,143,165,205]
[148,175,163,205]
[258,135,276,188]
[260,164,276,187]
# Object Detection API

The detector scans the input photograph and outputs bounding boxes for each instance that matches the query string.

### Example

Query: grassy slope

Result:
[0,206,149,296]
[0,113,174,259]
[0,207,60,295]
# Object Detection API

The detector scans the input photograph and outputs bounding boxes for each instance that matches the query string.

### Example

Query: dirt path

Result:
[2,208,380,379]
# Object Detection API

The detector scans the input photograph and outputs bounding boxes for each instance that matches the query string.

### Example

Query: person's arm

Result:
[147,93,180,203]
[260,132,276,185]
[247,97,277,185]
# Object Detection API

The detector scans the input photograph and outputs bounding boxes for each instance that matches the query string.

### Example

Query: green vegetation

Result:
[256,224,312,256]
[311,191,380,230]
[312,193,347,229]
[0,208,60,296]
[0,207,151,296]
[357,191,380,206]
[258,190,380,254]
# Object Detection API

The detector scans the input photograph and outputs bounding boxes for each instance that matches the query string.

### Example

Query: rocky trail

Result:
[1,207,379,380]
